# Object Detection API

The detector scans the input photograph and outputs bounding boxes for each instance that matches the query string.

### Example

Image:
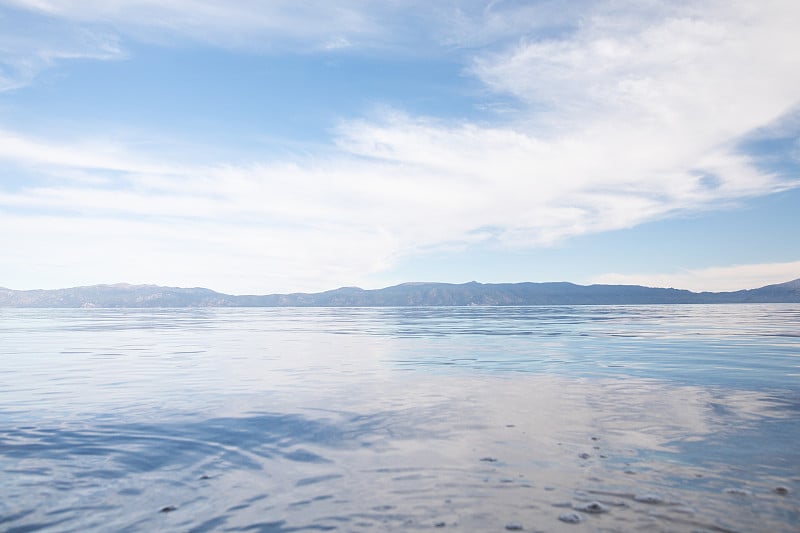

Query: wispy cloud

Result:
[2,1,401,52]
[0,41,122,92]
[0,8,123,91]
[0,0,379,90]
[590,261,800,292]
[3,0,600,55]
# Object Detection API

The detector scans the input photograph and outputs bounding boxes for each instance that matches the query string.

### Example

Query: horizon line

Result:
[3,277,799,296]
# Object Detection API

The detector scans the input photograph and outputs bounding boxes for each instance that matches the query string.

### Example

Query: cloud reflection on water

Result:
[2,373,798,532]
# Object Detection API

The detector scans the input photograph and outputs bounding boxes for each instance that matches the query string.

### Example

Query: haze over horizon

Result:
[2,1,799,294]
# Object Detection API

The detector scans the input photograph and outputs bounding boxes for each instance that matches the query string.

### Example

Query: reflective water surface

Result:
[1,305,799,531]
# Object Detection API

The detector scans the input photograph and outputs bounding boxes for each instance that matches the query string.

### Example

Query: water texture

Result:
[1,305,799,531]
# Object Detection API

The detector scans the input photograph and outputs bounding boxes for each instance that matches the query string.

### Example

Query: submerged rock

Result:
[480,456,498,462]
[634,494,663,504]
[558,512,584,524]
[724,488,752,496]
[575,501,609,514]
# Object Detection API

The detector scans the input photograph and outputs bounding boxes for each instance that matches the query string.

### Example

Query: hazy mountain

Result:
[0,284,235,308]
[1,279,799,307]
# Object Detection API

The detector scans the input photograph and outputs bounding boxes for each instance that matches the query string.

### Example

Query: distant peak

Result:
[99,283,158,290]
[765,278,800,289]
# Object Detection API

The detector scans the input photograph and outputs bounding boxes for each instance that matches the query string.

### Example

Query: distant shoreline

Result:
[2,279,799,308]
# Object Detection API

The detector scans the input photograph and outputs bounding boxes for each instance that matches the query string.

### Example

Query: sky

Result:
[1,0,799,295]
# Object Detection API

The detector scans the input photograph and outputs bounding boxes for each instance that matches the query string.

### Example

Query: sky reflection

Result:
[1,306,799,531]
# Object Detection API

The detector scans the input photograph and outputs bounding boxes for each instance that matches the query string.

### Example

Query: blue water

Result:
[1,305,799,531]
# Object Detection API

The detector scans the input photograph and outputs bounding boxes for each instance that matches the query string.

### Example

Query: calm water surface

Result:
[1,305,799,531]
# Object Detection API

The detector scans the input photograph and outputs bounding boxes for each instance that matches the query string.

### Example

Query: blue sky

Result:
[1,0,799,294]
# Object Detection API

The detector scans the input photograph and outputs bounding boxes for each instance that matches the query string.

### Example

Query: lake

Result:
[1,305,799,532]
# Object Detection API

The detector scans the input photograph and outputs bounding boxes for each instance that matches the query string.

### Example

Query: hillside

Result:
[1,279,799,307]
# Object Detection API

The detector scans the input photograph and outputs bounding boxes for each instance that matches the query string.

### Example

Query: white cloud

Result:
[0,109,794,293]
[0,129,176,173]
[590,261,800,292]
[472,1,800,148]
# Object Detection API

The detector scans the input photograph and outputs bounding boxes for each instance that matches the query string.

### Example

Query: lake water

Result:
[1,305,799,532]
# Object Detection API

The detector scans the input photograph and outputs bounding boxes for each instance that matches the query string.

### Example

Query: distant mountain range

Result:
[1,279,799,307]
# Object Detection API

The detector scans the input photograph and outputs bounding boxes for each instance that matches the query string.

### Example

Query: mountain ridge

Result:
[1,279,799,307]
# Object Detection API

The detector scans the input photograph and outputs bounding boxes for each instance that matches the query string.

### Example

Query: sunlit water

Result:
[1,305,799,532]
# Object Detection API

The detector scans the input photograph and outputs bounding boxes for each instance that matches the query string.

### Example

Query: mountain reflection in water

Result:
[1,306,799,532]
